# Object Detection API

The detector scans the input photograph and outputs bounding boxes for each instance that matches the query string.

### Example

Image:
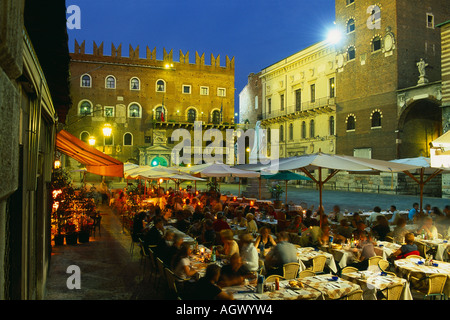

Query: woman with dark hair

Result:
[254,226,277,249]
[171,243,198,281]
[371,215,391,241]
[191,264,234,300]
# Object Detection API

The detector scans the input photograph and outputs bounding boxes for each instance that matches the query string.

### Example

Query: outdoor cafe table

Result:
[299,273,361,300]
[296,247,338,274]
[415,238,450,261]
[340,269,413,300]
[224,279,323,300]
[164,225,195,244]
[394,257,450,296]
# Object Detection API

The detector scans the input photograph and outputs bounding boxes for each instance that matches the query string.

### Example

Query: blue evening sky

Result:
[66,0,336,114]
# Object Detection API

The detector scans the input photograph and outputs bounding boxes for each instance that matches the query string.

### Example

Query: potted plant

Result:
[269,184,284,209]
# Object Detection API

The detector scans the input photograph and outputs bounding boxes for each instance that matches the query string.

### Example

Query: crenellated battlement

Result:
[71,40,234,70]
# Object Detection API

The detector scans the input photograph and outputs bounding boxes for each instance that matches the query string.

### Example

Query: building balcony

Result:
[262,97,336,122]
[150,115,236,129]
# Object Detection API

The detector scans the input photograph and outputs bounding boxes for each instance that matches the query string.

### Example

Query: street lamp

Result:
[102,123,112,137]
[88,136,96,146]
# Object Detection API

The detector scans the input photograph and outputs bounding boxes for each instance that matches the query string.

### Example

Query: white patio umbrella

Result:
[390,156,448,213]
[181,162,260,195]
[237,152,422,224]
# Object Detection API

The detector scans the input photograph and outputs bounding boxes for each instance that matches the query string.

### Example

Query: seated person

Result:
[352,221,369,239]
[217,229,239,259]
[371,215,391,241]
[239,233,259,272]
[335,218,354,240]
[191,264,234,300]
[254,226,277,249]
[286,215,305,235]
[350,212,362,229]
[388,205,401,225]
[416,216,438,240]
[162,233,184,266]
[349,230,376,270]
[200,219,216,246]
[171,243,199,281]
[183,198,195,215]
[218,253,255,287]
[154,230,174,260]
[264,232,298,276]
[246,213,258,234]
[233,209,248,228]
[368,206,383,226]
[389,233,419,260]
[142,217,165,249]
[212,212,231,232]
[303,210,318,228]
[391,217,409,244]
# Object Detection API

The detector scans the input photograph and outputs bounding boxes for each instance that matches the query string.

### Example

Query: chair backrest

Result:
[283,262,300,279]
[341,266,359,274]
[404,254,422,260]
[297,270,316,279]
[415,241,427,258]
[427,274,447,295]
[264,275,285,283]
[385,236,394,243]
[378,259,390,272]
[312,255,327,273]
[156,258,166,279]
[164,268,179,294]
[368,256,383,267]
[385,271,397,277]
[311,254,327,271]
[385,283,404,300]
[344,289,363,300]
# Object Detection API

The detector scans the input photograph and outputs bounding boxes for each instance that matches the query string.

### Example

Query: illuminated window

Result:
[79,100,92,116]
[128,103,141,118]
[200,86,209,95]
[104,106,114,117]
[130,77,140,90]
[156,80,165,92]
[217,88,226,97]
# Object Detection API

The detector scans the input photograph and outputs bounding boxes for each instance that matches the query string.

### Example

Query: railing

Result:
[262,97,335,120]
[152,115,235,125]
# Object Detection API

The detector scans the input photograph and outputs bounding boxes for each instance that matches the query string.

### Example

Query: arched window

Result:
[128,103,141,118]
[371,111,382,127]
[156,79,165,92]
[329,116,335,135]
[310,119,315,138]
[187,108,196,122]
[289,123,294,140]
[80,131,90,143]
[123,133,133,146]
[79,100,92,116]
[130,77,140,90]
[347,18,355,33]
[372,36,382,52]
[212,110,220,124]
[81,74,91,87]
[105,76,116,89]
[301,121,307,139]
[104,134,114,146]
[279,125,284,142]
[155,106,165,121]
[347,46,356,61]
[347,115,356,131]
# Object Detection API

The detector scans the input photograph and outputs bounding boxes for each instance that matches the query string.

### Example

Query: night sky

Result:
[66,0,336,114]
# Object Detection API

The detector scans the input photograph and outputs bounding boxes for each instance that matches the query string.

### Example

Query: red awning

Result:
[56,129,124,177]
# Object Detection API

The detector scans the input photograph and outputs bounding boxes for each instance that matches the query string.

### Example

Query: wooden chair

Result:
[385,236,394,243]
[378,259,390,272]
[307,255,327,274]
[379,283,404,300]
[297,270,316,279]
[411,274,448,300]
[342,289,363,300]
[415,240,428,258]
[264,275,285,284]
[283,262,300,279]
[164,268,182,300]
[384,271,397,277]
[341,266,359,275]
[156,257,167,290]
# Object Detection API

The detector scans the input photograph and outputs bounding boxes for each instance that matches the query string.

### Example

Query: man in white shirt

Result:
[368,206,383,226]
